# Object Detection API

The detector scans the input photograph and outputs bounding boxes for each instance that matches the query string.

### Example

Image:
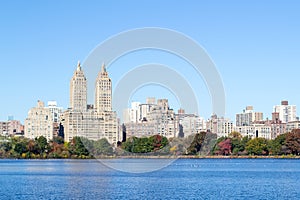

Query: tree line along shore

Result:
[0,129,300,159]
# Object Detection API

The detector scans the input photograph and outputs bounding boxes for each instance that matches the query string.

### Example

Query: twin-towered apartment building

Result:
[16,61,300,144]
[60,62,118,144]
[24,62,119,144]
[23,61,206,144]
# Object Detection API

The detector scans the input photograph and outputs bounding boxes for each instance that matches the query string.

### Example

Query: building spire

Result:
[77,61,81,71]
[101,62,106,73]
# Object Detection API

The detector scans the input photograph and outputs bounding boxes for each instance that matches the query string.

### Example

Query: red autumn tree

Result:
[218,138,232,155]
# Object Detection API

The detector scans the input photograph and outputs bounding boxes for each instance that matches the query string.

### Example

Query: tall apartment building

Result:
[123,100,208,139]
[287,120,300,132]
[175,109,206,137]
[47,101,63,123]
[146,99,176,138]
[123,102,140,123]
[137,98,156,122]
[25,100,54,140]
[123,98,176,139]
[124,121,156,138]
[236,106,263,126]
[123,98,157,123]
[206,114,234,138]
[273,100,297,123]
[95,64,112,112]
[24,100,63,140]
[235,112,287,140]
[70,62,87,112]
[61,62,118,144]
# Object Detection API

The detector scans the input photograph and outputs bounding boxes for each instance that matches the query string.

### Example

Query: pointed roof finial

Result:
[77,61,81,71]
[101,62,106,72]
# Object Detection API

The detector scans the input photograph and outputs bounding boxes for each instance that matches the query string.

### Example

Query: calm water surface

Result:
[0,159,299,199]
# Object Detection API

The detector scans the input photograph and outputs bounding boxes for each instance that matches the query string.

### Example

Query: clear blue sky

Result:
[1,1,300,122]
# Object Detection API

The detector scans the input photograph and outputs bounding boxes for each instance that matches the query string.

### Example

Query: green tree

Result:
[10,137,29,157]
[199,133,217,155]
[121,135,169,154]
[187,132,207,155]
[14,142,27,155]
[35,136,49,154]
[1,141,12,152]
[228,131,242,140]
[121,137,135,153]
[245,138,269,155]
[94,138,113,156]
[69,137,90,157]
[52,136,64,145]
[269,134,287,155]
[27,139,38,155]
[229,133,250,155]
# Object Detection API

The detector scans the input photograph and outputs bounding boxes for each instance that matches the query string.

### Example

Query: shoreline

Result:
[109,155,300,159]
[1,155,300,160]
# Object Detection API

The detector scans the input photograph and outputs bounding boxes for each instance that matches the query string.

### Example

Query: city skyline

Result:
[1,58,299,124]
[1,2,300,199]
[1,1,300,122]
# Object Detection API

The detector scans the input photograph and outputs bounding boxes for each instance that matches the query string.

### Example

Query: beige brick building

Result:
[70,62,87,112]
[123,99,177,139]
[0,120,23,136]
[24,100,54,141]
[206,114,234,138]
[61,62,118,144]
[95,64,112,113]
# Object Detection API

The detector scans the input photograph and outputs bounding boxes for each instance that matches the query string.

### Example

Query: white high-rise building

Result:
[137,97,156,122]
[123,102,140,123]
[123,109,131,124]
[47,101,63,123]
[273,100,297,123]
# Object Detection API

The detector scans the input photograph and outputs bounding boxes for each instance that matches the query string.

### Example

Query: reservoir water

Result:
[0,159,299,199]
